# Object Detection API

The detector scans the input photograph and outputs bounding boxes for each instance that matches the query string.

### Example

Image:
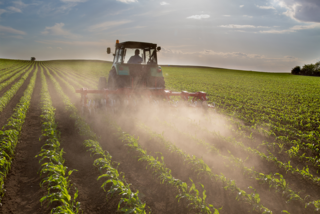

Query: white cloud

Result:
[5,1,28,13]
[243,15,253,18]
[260,23,320,33]
[117,0,138,3]
[41,0,87,14]
[88,20,131,31]
[7,6,22,13]
[42,23,78,39]
[161,48,298,62]
[160,2,169,5]
[60,0,86,2]
[275,0,320,23]
[13,1,27,8]
[240,5,244,8]
[220,24,269,29]
[0,25,26,35]
[187,14,210,20]
[0,9,6,15]
[223,15,231,17]
[37,39,109,46]
[12,35,23,39]
[256,5,275,10]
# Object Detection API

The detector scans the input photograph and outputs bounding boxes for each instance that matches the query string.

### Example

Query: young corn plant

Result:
[109,122,220,214]
[84,139,148,214]
[137,122,273,214]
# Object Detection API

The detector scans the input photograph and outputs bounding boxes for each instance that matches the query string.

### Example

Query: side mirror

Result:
[107,47,111,54]
[157,46,161,52]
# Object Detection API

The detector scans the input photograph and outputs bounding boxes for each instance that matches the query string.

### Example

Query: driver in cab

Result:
[128,49,143,64]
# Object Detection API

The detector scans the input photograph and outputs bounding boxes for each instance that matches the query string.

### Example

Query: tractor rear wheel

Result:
[108,68,117,89]
[157,77,165,88]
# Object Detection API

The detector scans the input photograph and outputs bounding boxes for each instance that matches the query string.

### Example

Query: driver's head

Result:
[135,49,140,55]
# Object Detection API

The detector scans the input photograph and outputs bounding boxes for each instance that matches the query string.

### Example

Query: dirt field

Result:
[0,61,319,214]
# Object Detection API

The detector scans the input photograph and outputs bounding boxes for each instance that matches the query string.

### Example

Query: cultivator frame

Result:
[76,87,214,113]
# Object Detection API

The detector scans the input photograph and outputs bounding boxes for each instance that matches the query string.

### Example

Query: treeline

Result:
[291,61,320,76]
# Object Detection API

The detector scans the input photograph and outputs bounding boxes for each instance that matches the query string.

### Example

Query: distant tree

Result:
[315,61,320,76]
[291,66,300,75]
[301,64,316,75]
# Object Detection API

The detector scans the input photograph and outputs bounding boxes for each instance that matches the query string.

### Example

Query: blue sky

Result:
[0,0,319,72]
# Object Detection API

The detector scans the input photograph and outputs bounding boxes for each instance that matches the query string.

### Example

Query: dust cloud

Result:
[85,94,265,192]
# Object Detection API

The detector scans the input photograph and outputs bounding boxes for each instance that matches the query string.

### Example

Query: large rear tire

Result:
[157,77,165,88]
[108,68,117,89]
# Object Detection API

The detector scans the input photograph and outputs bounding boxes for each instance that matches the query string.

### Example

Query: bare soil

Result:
[0,62,318,214]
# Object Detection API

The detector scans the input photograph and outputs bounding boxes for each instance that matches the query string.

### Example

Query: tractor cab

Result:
[103,40,165,90]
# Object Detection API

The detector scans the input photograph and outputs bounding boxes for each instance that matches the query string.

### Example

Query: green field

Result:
[1,59,320,214]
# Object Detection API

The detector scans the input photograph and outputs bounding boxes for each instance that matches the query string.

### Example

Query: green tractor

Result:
[76,40,214,114]
[99,40,165,90]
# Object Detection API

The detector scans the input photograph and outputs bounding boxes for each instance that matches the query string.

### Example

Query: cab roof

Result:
[116,41,157,49]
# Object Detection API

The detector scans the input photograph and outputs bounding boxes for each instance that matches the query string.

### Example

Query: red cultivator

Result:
[76,87,214,114]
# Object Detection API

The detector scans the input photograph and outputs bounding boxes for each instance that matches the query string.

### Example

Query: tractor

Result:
[76,40,214,114]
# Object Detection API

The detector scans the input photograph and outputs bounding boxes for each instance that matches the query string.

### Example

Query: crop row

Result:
[46,66,101,115]
[0,61,27,72]
[0,64,32,92]
[153,117,320,212]
[51,66,96,89]
[213,93,320,167]
[0,67,38,202]
[219,114,320,175]
[45,64,97,86]
[175,114,320,188]
[102,114,220,214]
[186,112,319,179]
[36,65,80,213]
[218,108,320,165]
[132,117,275,213]
[0,64,29,83]
[0,64,34,113]
[43,65,147,213]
